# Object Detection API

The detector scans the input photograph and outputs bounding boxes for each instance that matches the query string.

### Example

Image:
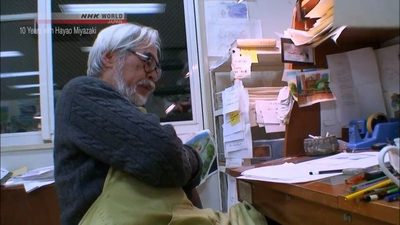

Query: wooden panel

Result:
[0,185,61,225]
[0,186,30,225]
[284,102,320,157]
[338,196,400,225]
[240,179,397,225]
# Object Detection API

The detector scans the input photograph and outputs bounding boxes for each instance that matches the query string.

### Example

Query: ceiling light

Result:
[165,104,176,114]
[27,93,41,96]
[0,51,23,58]
[80,46,92,53]
[184,72,190,79]
[10,84,40,89]
[1,71,38,78]
[10,83,56,89]
[0,13,37,22]
[59,4,166,14]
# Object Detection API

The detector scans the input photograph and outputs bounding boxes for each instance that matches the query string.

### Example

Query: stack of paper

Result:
[222,80,253,167]
[247,87,282,132]
[1,168,12,184]
[239,152,381,183]
[4,166,54,192]
[283,0,346,47]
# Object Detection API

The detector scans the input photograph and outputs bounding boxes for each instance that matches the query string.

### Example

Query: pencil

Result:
[351,176,387,192]
[344,178,393,200]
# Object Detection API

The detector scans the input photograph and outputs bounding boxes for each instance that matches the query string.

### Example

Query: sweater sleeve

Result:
[56,77,201,188]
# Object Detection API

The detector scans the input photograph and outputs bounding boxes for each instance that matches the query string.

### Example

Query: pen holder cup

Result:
[378,140,400,187]
[304,136,339,156]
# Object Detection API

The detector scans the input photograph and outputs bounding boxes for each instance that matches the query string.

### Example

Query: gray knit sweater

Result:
[54,76,202,225]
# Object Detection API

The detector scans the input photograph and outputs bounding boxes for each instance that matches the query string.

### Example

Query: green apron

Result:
[79,167,267,225]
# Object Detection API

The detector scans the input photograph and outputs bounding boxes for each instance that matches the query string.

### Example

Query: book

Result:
[185,129,217,184]
[1,168,12,185]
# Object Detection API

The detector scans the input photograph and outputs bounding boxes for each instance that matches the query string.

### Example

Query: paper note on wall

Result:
[323,47,387,137]
[375,44,400,118]
[206,19,262,57]
[222,85,240,114]
[231,49,252,79]
[223,112,245,136]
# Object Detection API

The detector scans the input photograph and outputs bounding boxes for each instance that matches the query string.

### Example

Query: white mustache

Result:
[137,79,155,92]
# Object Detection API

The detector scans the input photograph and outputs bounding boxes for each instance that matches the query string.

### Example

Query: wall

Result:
[1,147,54,171]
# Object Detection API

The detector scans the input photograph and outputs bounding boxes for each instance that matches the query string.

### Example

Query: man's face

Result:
[114,46,160,106]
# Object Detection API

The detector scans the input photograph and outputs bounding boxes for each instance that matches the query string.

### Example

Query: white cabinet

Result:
[209,47,286,211]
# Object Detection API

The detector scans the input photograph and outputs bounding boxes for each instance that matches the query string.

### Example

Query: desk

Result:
[227,158,400,225]
[0,184,61,225]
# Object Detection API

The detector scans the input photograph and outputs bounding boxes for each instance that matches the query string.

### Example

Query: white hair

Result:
[87,23,161,77]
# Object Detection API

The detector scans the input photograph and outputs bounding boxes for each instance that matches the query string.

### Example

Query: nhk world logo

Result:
[38,13,127,24]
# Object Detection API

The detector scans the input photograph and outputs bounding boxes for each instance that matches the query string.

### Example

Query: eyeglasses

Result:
[127,49,161,79]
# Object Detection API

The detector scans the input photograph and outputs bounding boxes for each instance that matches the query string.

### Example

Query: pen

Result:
[386,187,400,195]
[384,192,400,202]
[309,169,342,175]
[344,178,392,200]
[309,168,364,176]
[362,193,385,202]
[361,184,397,202]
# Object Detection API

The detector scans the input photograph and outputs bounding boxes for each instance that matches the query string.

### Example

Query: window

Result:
[1,0,204,149]
[1,0,55,148]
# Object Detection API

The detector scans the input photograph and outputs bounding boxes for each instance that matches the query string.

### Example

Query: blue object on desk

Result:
[347,120,400,150]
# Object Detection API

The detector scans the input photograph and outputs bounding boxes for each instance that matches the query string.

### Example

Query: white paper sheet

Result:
[375,44,400,118]
[4,166,55,192]
[206,19,262,57]
[255,100,281,124]
[305,0,334,18]
[227,174,239,209]
[222,85,240,114]
[264,123,286,133]
[323,47,387,137]
[239,152,380,183]
[348,48,387,118]
[225,124,253,158]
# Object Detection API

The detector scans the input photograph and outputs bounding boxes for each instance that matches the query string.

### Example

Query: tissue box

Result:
[303,136,339,156]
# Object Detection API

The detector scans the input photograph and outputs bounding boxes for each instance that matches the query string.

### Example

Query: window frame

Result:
[1,0,204,150]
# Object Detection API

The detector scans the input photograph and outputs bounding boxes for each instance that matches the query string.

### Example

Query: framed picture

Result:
[281,38,315,64]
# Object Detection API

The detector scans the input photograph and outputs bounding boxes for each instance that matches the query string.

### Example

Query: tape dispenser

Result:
[347,113,400,151]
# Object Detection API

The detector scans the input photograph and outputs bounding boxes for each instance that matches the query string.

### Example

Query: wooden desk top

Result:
[227,157,400,225]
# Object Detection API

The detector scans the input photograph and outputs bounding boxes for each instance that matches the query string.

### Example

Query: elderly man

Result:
[54,23,267,225]
[54,23,202,225]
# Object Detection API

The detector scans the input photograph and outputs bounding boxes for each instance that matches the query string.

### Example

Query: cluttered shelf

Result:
[282,0,399,157]
[209,0,399,213]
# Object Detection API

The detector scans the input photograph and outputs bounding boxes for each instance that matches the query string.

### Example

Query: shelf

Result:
[211,50,284,73]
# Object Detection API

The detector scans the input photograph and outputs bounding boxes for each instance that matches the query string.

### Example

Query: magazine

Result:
[185,129,217,184]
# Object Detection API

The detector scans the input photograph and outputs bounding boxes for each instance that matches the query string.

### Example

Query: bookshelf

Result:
[285,0,399,156]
